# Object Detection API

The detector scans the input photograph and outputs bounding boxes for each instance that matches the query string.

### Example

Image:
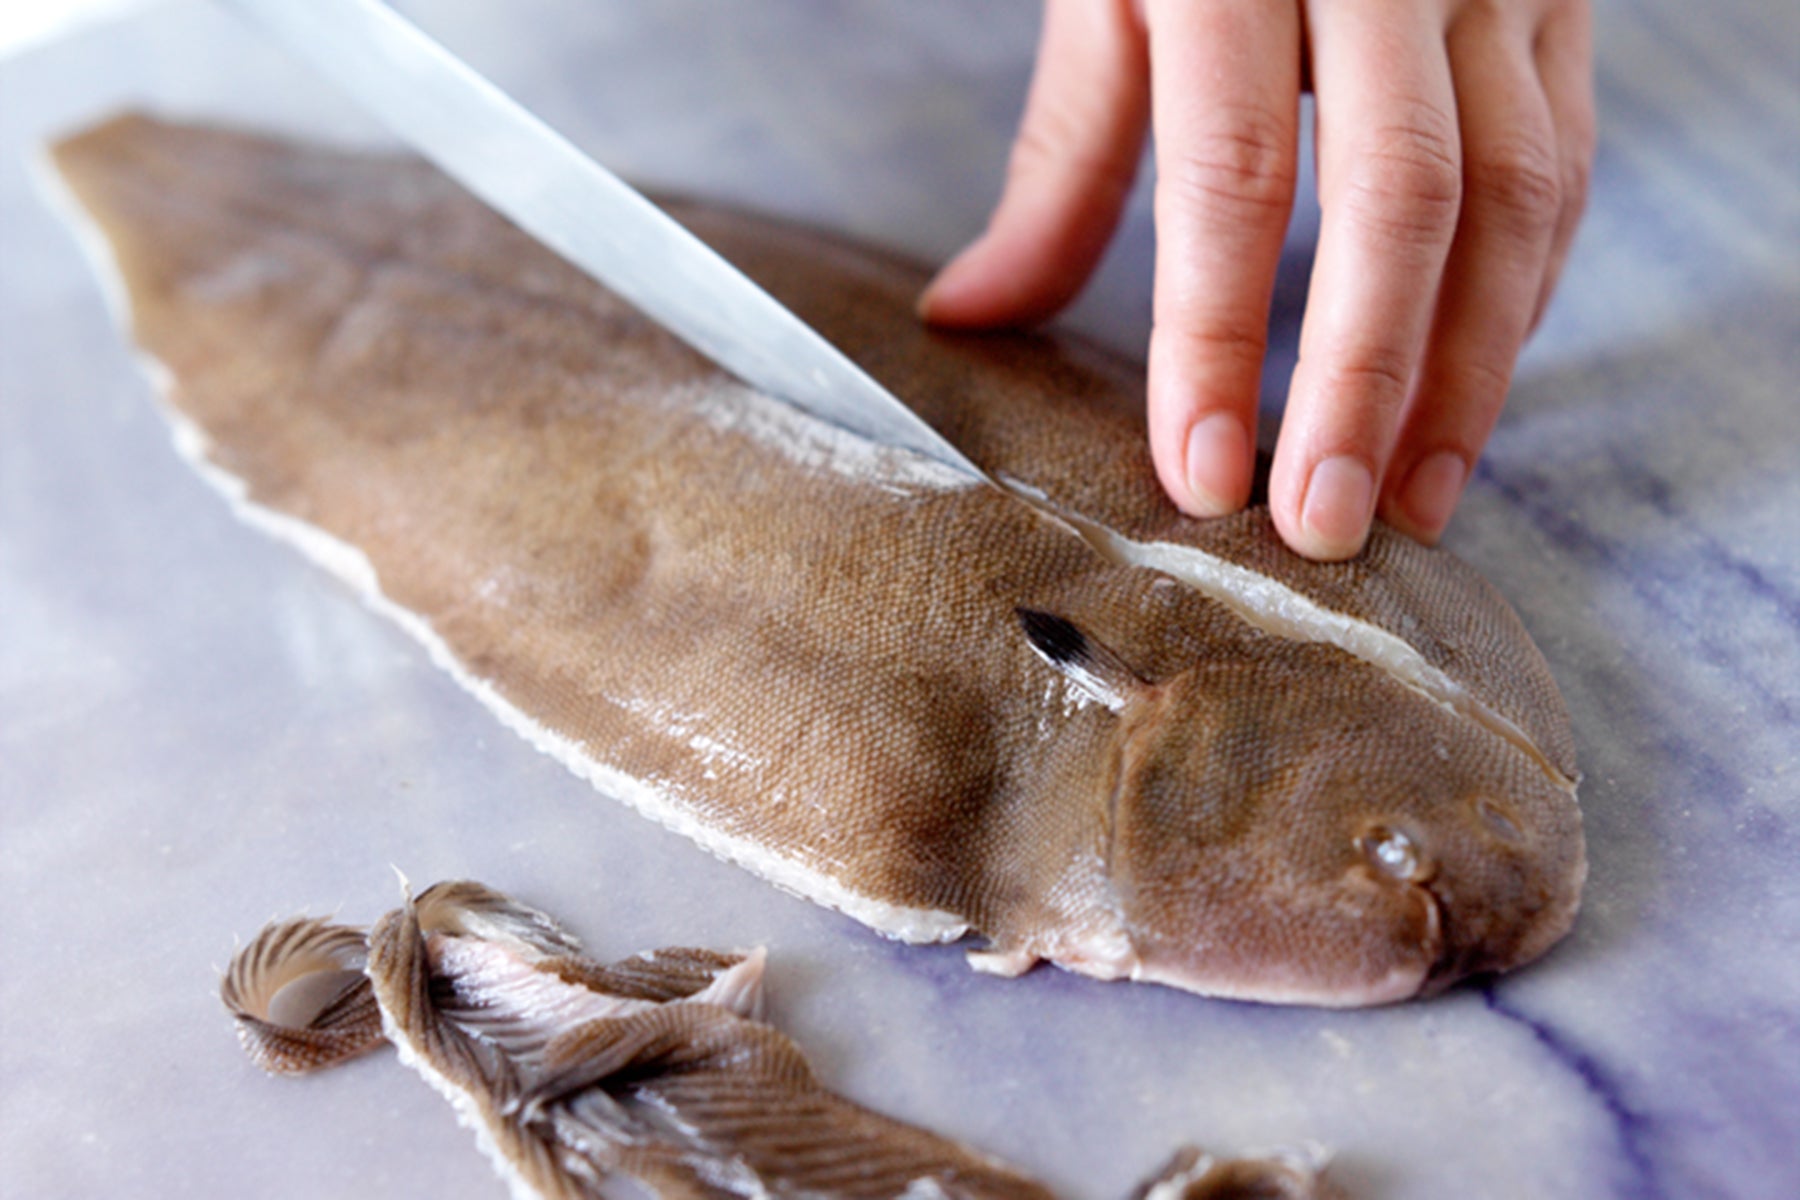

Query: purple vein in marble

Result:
[1476,458,1799,729]
[1481,987,1664,1200]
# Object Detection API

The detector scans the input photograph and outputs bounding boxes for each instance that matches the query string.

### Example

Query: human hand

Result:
[919,0,1594,560]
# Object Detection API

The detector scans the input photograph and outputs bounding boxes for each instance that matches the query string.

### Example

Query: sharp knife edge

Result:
[221,0,987,482]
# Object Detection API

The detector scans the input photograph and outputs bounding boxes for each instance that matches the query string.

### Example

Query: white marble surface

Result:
[2,2,1795,1197]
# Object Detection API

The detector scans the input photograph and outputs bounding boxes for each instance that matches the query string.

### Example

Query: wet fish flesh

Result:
[54,114,1585,1007]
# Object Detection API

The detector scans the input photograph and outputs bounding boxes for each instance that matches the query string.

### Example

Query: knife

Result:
[219,0,987,482]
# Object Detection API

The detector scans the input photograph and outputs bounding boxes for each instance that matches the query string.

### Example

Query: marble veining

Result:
[1480,987,1663,1200]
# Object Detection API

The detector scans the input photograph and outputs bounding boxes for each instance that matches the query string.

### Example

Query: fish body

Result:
[52,115,1584,1006]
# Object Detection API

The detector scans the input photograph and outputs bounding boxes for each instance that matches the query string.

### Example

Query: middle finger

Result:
[1272,0,1462,559]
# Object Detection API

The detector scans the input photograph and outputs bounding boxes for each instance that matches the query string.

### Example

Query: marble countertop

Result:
[2,2,1795,1197]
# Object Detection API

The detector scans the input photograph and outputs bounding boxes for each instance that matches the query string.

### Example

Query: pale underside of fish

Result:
[221,880,1343,1200]
[50,114,1585,1007]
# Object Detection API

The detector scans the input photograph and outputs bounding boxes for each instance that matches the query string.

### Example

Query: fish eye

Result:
[1359,825,1423,880]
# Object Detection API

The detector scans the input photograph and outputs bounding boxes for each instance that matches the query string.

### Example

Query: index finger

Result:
[1142,0,1302,518]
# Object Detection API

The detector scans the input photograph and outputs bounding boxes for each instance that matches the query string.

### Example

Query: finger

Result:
[1270,1,1461,560]
[919,0,1149,329]
[1142,0,1302,517]
[1381,9,1563,543]
[1530,0,1595,328]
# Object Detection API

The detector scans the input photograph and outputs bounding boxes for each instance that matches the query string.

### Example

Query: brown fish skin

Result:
[54,114,1584,1006]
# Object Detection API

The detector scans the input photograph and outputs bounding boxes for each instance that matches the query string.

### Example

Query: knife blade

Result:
[220,0,987,481]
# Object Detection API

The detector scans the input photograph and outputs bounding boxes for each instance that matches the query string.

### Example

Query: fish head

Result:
[1104,654,1586,1005]
[1019,609,1586,1004]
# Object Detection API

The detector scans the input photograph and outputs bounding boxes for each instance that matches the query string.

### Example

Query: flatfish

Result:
[51,114,1584,1006]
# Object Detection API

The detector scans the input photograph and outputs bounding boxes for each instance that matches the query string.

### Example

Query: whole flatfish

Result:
[51,114,1584,1007]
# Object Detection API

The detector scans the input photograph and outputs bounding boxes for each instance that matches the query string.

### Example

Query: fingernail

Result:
[1397,451,1468,538]
[1182,412,1249,515]
[916,237,986,321]
[1299,455,1375,558]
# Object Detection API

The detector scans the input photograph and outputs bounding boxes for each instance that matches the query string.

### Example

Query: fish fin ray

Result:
[1015,608,1143,712]
[220,916,383,1074]
[414,880,583,957]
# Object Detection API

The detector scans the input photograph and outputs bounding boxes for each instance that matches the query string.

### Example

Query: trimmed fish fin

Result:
[682,945,766,1019]
[517,1006,773,1198]
[368,899,526,1108]
[413,879,583,957]
[232,881,1056,1199]
[525,1003,775,1116]
[1133,1143,1342,1200]
[529,1003,1054,1200]
[1016,607,1145,712]
[547,1091,728,1200]
[220,916,384,1075]
[543,945,765,1018]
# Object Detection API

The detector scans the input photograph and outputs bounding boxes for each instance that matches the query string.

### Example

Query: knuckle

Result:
[1157,105,1298,227]
[1466,136,1562,238]
[1439,353,1516,405]
[1008,103,1136,195]
[1009,118,1070,176]
[1153,316,1269,373]
[1338,111,1463,246]
[1011,102,1084,171]
[1552,97,1598,215]
[1318,345,1417,414]
[1559,142,1594,220]
[1166,316,1267,359]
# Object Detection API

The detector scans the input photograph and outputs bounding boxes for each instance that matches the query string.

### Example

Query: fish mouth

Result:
[1120,881,1445,1007]
[1344,880,1445,1006]
[1416,856,1584,995]
[1416,879,1460,996]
